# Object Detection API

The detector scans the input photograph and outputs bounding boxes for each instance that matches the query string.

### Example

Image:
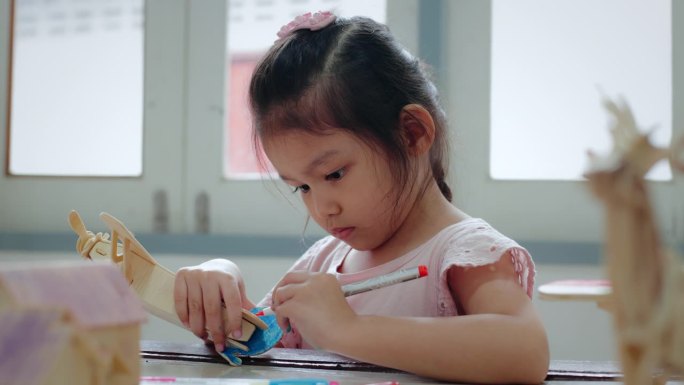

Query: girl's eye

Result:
[293,184,310,194]
[325,168,346,181]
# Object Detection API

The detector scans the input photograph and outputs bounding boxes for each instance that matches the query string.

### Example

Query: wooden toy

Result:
[0,261,147,385]
[68,211,282,365]
[581,97,684,384]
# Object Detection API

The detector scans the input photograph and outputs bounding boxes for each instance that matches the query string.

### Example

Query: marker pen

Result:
[256,265,428,317]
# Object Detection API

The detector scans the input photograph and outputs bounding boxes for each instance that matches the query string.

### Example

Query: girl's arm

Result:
[174,258,256,352]
[273,251,549,384]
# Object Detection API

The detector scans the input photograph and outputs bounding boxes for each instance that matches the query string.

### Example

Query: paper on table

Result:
[140,377,336,385]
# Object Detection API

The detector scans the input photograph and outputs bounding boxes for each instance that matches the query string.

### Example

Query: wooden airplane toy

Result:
[68,210,282,365]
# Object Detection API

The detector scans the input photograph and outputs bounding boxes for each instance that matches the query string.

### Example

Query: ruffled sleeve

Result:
[436,221,536,315]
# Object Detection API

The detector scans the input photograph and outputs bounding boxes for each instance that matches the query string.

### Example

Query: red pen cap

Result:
[418,265,428,277]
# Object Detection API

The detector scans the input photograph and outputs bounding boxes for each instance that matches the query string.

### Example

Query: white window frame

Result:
[3,0,679,247]
[0,0,415,237]
[445,1,683,245]
[0,0,188,233]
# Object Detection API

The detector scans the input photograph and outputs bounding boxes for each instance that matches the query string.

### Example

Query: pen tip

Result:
[418,265,428,277]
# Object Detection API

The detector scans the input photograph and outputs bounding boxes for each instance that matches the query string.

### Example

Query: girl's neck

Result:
[340,181,468,273]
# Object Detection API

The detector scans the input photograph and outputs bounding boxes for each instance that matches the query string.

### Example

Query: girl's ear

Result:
[399,104,436,156]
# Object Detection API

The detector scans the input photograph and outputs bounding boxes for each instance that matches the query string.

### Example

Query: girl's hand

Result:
[173,259,253,352]
[271,271,357,349]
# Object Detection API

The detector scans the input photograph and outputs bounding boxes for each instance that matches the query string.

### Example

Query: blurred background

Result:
[1,0,682,362]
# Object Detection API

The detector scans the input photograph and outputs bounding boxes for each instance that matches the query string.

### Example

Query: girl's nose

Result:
[312,192,341,217]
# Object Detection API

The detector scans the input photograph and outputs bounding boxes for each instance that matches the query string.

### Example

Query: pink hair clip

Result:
[276,11,337,41]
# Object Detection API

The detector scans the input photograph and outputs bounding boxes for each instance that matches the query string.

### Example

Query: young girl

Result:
[174,12,549,384]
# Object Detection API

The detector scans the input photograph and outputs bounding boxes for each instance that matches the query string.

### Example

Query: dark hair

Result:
[249,16,452,203]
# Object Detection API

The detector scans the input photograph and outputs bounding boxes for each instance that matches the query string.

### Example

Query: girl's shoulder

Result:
[433,218,536,297]
[433,217,529,267]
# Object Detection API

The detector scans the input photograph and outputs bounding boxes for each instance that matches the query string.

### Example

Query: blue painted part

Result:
[219,307,283,366]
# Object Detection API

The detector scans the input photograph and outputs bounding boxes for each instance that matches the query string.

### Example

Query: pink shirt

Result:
[257,217,535,349]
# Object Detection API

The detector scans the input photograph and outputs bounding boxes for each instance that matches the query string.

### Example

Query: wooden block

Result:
[224,309,256,342]
[241,308,268,330]
[225,338,248,352]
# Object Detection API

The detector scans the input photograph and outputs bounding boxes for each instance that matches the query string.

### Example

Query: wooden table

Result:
[140,340,670,384]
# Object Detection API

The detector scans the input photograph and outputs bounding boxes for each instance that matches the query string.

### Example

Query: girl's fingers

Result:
[271,270,311,309]
[220,283,244,342]
[173,271,190,328]
[173,261,251,350]
[185,278,207,340]
[272,281,301,309]
[272,281,303,332]
[275,270,312,288]
[277,314,291,333]
[273,300,292,332]
[202,280,225,352]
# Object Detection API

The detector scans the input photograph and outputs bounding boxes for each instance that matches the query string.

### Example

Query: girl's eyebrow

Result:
[279,149,340,181]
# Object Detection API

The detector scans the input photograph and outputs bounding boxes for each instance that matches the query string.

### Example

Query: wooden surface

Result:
[141,340,635,383]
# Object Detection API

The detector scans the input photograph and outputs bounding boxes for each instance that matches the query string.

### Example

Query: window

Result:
[1,0,185,233]
[445,0,680,243]
[7,0,144,177]
[490,0,672,181]
[0,1,431,237]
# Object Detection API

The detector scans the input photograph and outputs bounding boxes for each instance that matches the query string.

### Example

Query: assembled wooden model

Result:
[0,262,147,385]
[583,97,684,384]
[68,211,279,365]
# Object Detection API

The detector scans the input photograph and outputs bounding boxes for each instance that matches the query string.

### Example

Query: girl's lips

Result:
[331,227,354,240]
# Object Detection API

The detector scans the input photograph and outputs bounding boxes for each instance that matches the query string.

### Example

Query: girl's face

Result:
[263,129,410,251]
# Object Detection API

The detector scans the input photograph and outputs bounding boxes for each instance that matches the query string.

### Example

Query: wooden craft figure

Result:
[0,262,147,385]
[584,97,684,385]
[68,211,282,365]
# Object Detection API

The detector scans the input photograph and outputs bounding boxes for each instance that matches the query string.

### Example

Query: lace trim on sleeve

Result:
[437,246,536,316]
[438,223,537,312]
[509,247,535,298]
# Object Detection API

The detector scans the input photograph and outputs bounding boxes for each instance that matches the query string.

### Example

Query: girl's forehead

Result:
[263,128,360,150]
[262,129,378,169]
